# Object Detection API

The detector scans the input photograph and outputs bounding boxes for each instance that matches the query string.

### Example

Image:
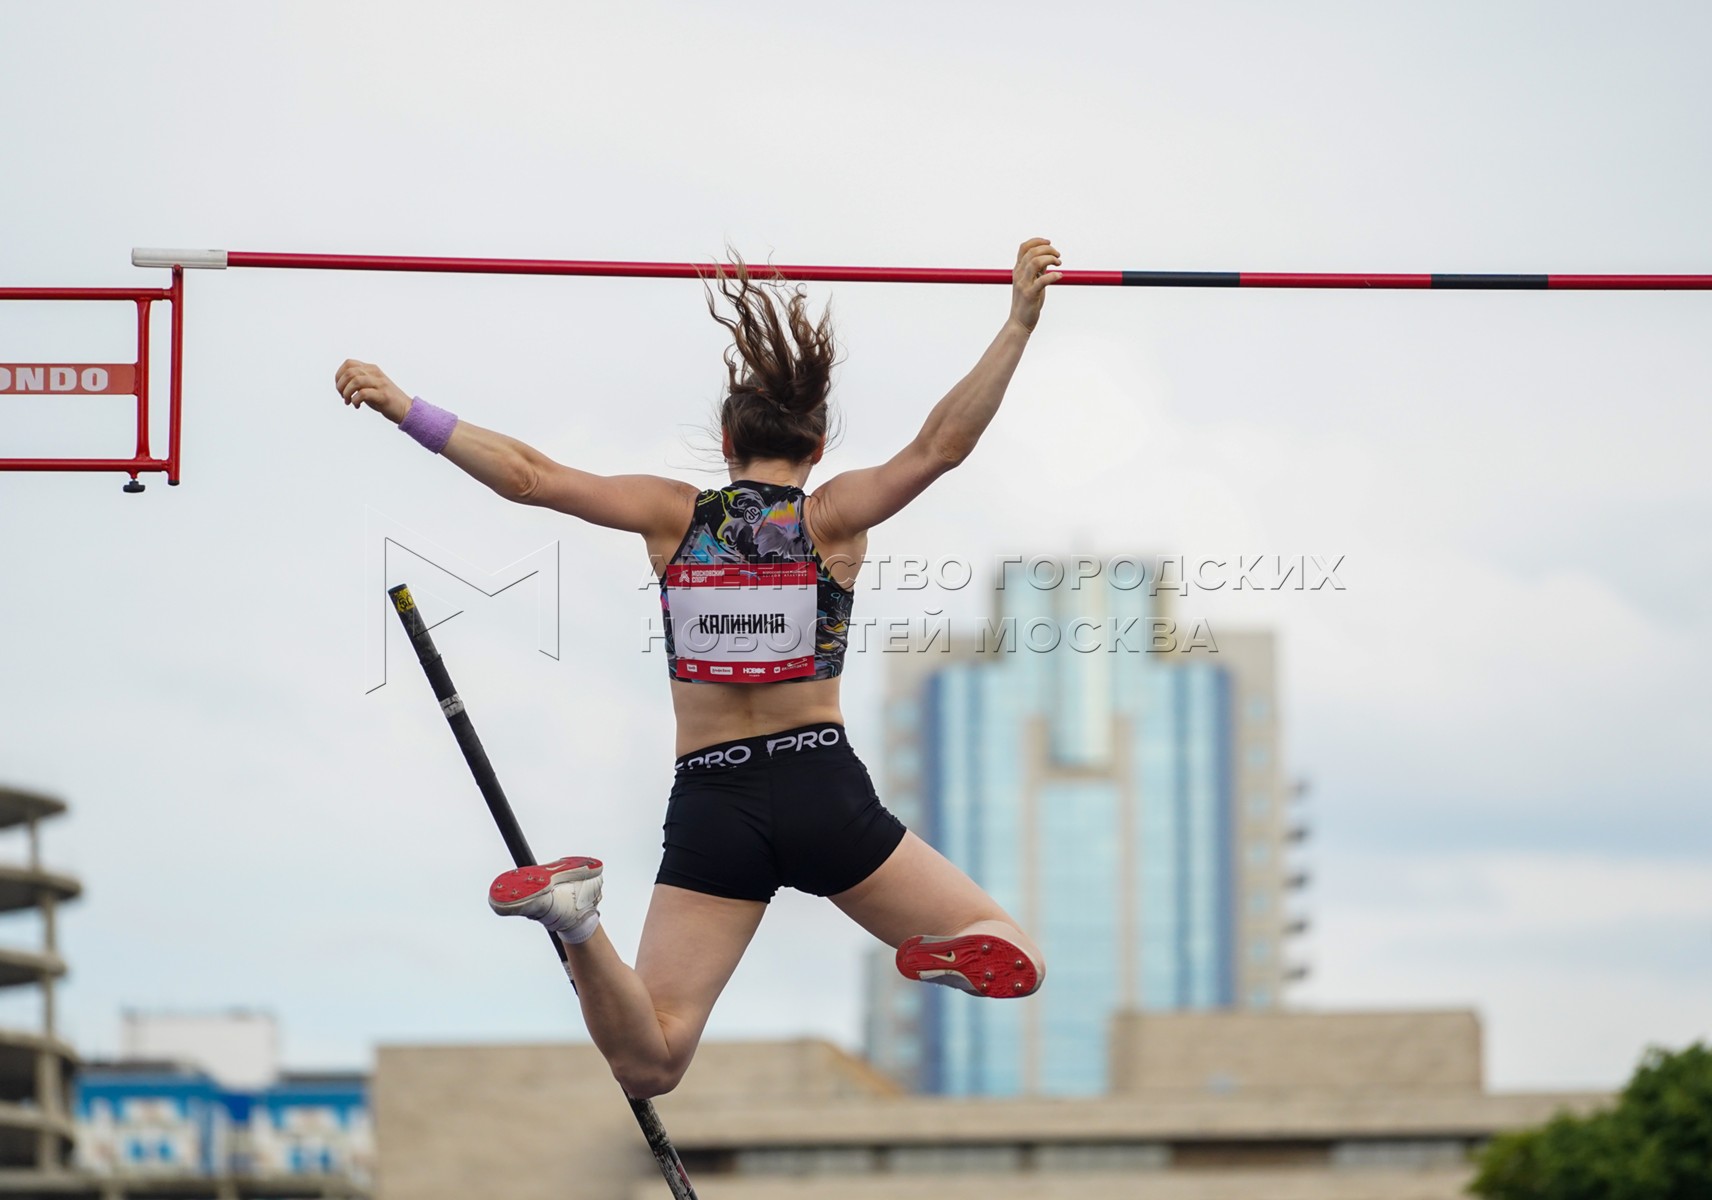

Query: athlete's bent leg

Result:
[618,884,764,1097]
[829,831,1044,996]
[494,868,763,1099]
[568,885,763,1098]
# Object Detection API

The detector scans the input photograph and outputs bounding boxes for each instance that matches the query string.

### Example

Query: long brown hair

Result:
[704,253,838,465]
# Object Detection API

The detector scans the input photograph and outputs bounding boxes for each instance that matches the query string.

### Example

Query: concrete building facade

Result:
[0,787,370,1200]
[0,787,81,1182]
[371,1010,1605,1200]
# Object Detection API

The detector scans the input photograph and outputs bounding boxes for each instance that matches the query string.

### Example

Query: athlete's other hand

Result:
[334,359,413,424]
[1010,238,1063,332]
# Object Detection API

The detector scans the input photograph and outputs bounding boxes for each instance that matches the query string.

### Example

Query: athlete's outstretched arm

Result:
[333,360,695,538]
[808,238,1061,542]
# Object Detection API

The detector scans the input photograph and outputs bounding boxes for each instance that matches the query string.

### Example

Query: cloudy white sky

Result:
[1,2,1707,1093]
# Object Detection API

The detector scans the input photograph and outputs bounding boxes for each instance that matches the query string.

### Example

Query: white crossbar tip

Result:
[132,248,228,269]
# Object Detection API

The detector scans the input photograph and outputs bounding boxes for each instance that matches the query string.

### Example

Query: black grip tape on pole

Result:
[388,583,538,871]
[386,583,699,1200]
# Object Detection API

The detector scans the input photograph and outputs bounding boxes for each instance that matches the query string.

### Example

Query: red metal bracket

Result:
[0,267,184,492]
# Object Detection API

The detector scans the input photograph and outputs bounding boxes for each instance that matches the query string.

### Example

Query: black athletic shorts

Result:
[656,723,908,903]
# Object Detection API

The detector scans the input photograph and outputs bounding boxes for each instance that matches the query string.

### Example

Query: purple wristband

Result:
[398,396,458,454]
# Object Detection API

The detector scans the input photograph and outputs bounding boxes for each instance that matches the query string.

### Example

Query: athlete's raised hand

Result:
[1010,238,1063,332]
[334,359,413,424]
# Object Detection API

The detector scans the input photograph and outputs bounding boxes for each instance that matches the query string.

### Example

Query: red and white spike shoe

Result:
[896,933,1040,998]
[488,856,604,943]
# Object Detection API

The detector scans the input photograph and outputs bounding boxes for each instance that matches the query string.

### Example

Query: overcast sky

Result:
[1,1,1707,1093]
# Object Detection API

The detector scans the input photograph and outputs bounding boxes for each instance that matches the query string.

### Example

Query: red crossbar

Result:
[132,249,1712,290]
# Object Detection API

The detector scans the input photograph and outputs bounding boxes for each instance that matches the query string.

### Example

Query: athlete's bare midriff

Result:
[668,676,846,757]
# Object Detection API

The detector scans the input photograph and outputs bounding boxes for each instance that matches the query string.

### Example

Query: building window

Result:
[1333,1140,1471,1170]
[1246,744,1271,769]
[1036,1142,1169,1171]
[1247,987,1274,1008]
[1245,843,1272,867]
[737,1147,879,1176]
[1246,792,1272,820]
[1246,696,1270,723]
[888,1144,1024,1173]
[1248,939,1272,964]
[1247,890,1272,915]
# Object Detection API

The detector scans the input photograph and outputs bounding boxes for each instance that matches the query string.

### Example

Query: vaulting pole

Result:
[133,248,1712,290]
[386,584,698,1200]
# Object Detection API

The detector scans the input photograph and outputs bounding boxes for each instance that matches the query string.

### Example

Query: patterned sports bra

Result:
[659,481,853,684]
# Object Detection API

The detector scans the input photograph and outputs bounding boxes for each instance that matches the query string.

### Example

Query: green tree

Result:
[1470,1042,1712,1200]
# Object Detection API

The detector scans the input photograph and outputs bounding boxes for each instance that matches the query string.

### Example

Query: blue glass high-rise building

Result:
[864,557,1302,1096]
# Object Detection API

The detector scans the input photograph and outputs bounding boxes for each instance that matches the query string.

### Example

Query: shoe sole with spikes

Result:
[896,933,1040,998]
[488,856,603,919]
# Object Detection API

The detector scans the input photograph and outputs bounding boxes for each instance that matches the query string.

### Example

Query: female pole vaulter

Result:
[334,238,1061,1099]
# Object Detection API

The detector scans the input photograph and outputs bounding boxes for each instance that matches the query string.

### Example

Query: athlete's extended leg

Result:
[493,864,763,1098]
[829,831,1044,996]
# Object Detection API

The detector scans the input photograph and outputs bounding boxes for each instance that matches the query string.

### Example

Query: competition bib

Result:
[665,562,817,682]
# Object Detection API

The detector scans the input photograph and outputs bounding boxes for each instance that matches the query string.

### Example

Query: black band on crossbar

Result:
[1121,270,1242,287]
[1431,274,1550,289]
